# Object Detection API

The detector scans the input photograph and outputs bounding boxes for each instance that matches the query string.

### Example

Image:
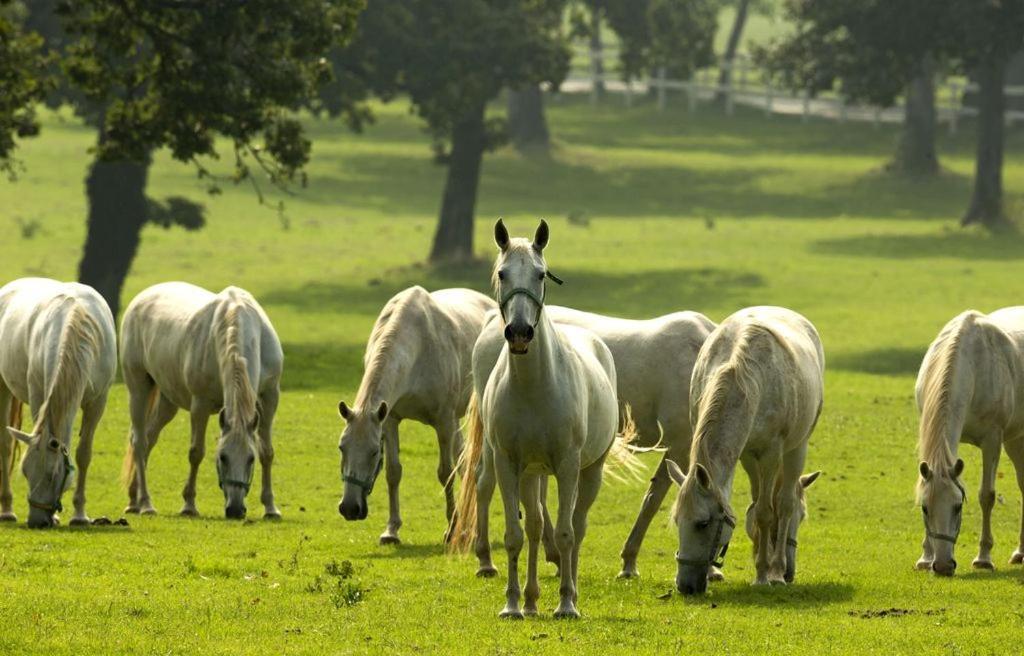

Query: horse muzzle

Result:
[676,564,709,595]
[224,501,247,520]
[504,323,534,355]
[338,494,368,521]
[931,558,957,577]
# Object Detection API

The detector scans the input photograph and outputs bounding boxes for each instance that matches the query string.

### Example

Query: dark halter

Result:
[676,512,737,570]
[498,271,563,323]
[923,478,967,544]
[217,456,254,493]
[28,445,74,515]
[342,456,384,495]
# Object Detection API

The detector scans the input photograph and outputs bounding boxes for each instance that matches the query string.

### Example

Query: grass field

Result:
[0,97,1023,655]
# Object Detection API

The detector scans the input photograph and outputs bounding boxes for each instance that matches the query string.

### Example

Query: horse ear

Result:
[533,219,549,252]
[338,401,353,421]
[494,219,510,252]
[952,458,965,478]
[800,471,821,489]
[218,409,228,432]
[694,463,712,490]
[375,401,389,422]
[7,427,32,445]
[249,411,260,434]
[919,461,931,481]
[665,459,686,486]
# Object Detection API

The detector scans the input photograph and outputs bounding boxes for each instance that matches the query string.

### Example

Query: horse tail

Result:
[447,391,483,554]
[7,399,22,476]
[604,403,644,482]
[121,386,160,489]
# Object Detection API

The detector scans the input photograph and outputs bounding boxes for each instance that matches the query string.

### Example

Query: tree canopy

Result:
[0,1,50,177]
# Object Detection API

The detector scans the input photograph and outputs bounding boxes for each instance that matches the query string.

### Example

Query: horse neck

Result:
[692,377,757,501]
[507,309,559,387]
[217,303,259,422]
[919,317,978,467]
[355,325,420,410]
[38,303,95,443]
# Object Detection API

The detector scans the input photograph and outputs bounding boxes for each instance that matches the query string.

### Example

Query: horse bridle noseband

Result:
[676,512,737,570]
[923,478,967,544]
[217,456,255,494]
[498,271,564,324]
[28,445,74,515]
[342,456,384,495]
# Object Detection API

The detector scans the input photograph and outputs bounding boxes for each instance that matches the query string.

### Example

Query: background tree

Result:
[604,0,718,83]
[715,0,775,105]
[22,0,364,317]
[337,0,569,263]
[0,1,50,177]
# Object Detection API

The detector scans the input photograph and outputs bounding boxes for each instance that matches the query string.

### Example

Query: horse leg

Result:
[522,475,543,616]
[257,388,281,519]
[435,414,459,529]
[494,452,524,619]
[0,387,17,522]
[540,478,560,568]
[181,399,210,516]
[568,457,605,612]
[473,440,499,577]
[771,446,806,585]
[126,377,159,515]
[379,417,402,545]
[69,393,108,526]
[1004,437,1024,564]
[752,453,779,585]
[973,435,1001,570]
[618,450,680,579]
[553,455,582,619]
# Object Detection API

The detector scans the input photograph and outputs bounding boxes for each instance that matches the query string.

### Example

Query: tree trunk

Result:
[507,86,550,153]
[77,148,151,319]
[962,57,1006,228]
[892,56,938,176]
[715,0,750,105]
[429,105,486,263]
[590,5,605,101]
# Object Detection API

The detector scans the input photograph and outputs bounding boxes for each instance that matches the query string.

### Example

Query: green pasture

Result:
[0,97,1022,654]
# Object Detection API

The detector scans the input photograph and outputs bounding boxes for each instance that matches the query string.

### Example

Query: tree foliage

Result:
[0,1,51,177]
[603,0,718,81]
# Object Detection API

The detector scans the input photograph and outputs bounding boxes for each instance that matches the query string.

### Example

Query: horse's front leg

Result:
[1004,437,1024,564]
[126,378,158,515]
[474,440,498,577]
[974,436,1001,569]
[752,455,779,585]
[0,389,17,521]
[494,452,524,619]
[380,417,402,545]
[435,414,460,530]
[553,455,581,618]
[257,388,281,519]
[522,475,544,616]
[540,478,560,568]
[181,400,211,516]
[70,393,108,526]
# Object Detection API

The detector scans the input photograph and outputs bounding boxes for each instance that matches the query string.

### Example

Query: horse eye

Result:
[497,270,505,281]
[695,520,711,530]
[538,271,545,280]
[922,506,929,516]
[48,439,60,450]
[954,505,963,514]
[219,453,228,464]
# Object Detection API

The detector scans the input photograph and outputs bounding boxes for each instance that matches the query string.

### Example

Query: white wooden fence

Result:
[562,45,1024,132]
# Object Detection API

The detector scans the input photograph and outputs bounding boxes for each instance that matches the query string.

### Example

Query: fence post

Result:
[801,90,810,123]
[657,67,667,112]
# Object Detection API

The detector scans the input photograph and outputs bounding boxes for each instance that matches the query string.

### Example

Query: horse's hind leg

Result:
[126,375,159,515]
[380,417,402,544]
[752,451,781,585]
[1004,437,1024,565]
[435,414,459,529]
[474,440,498,577]
[568,457,605,611]
[69,392,108,526]
[774,446,806,584]
[181,399,210,517]
[540,478,560,568]
[0,387,17,521]
[257,388,281,519]
[522,475,544,617]
[619,451,680,579]
[973,435,1001,570]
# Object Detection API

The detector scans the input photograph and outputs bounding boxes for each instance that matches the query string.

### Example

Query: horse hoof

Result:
[0,512,17,522]
[476,566,498,578]
[180,507,200,517]
[769,577,787,586]
[140,507,157,516]
[499,608,524,620]
[914,559,933,571]
[708,567,725,582]
[523,607,539,617]
[617,569,639,579]
[379,534,401,546]
[553,606,580,619]
[264,511,282,521]
[69,516,91,527]
[124,506,140,515]
[972,559,995,571]
[1009,552,1024,565]
[752,578,770,586]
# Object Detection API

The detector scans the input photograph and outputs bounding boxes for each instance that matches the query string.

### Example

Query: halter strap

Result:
[342,457,384,494]
[216,458,254,493]
[497,271,564,321]
[675,513,737,569]
[923,479,967,544]
[786,538,798,549]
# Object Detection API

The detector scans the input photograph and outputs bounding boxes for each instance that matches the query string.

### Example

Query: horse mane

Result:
[215,298,259,433]
[35,297,101,436]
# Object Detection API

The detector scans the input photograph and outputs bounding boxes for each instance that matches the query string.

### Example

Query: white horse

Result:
[915,308,1024,576]
[668,306,823,594]
[336,285,494,544]
[454,306,715,578]
[120,282,283,520]
[0,278,116,528]
[453,219,632,619]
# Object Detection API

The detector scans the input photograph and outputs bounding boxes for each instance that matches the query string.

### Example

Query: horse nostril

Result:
[525,325,534,341]
[504,325,513,341]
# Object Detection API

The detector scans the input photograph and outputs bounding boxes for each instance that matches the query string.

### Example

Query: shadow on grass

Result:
[810,229,1024,261]
[694,580,856,608]
[363,542,446,560]
[830,347,925,376]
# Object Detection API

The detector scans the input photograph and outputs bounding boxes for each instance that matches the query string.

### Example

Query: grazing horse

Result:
[453,306,715,578]
[120,283,283,520]
[0,278,116,528]
[915,308,1024,576]
[336,286,494,544]
[669,306,824,594]
[453,219,633,619]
